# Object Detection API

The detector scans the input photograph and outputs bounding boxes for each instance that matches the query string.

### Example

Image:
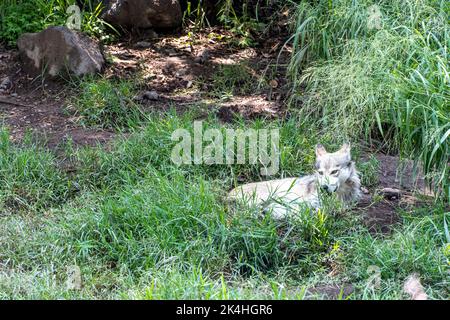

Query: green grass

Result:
[0,130,71,212]
[346,206,449,299]
[0,0,115,46]
[358,155,380,188]
[0,0,448,300]
[0,110,448,299]
[205,63,259,100]
[288,0,449,200]
[67,77,144,129]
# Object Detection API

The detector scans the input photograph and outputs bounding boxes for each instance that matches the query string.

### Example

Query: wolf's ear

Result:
[338,142,351,154]
[315,144,327,157]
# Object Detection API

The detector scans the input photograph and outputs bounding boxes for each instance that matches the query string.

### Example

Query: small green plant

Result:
[0,0,117,46]
[79,0,118,43]
[0,1,45,46]
[218,0,265,47]
[0,129,70,211]
[209,63,255,99]
[359,155,380,188]
[68,77,144,129]
[182,0,266,48]
[182,0,210,31]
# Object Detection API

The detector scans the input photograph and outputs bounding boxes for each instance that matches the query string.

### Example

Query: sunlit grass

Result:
[288,0,449,199]
[0,110,447,299]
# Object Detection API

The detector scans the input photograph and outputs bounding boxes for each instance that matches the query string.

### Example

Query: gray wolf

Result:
[228,143,361,219]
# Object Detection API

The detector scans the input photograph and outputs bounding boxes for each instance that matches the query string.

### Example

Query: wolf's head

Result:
[314,143,357,195]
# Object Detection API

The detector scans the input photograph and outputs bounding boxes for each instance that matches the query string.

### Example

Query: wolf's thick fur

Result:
[228,143,361,219]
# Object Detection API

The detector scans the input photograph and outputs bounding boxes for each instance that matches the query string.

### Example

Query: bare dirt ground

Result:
[104,28,287,118]
[358,153,433,235]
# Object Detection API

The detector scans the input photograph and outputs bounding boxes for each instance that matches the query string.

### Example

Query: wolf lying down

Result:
[228,143,361,219]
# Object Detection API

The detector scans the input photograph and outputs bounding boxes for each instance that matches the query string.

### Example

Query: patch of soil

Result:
[0,46,115,150]
[105,29,289,118]
[0,95,115,149]
[358,194,402,235]
[217,95,280,121]
[372,153,432,195]
[357,153,433,235]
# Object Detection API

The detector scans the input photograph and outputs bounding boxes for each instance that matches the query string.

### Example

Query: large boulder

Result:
[102,0,182,29]
[17,26,105,78]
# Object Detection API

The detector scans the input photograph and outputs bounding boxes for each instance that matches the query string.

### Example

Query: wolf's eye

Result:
[330,169,339,175]
[317,170,324,175]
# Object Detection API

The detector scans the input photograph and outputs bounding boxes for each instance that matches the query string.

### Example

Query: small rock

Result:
[175,69,187,77]
[143,90,159,101]
[0,77,12,90]
[186,81,193,89]
[66,265,82,290]
[10,93,18,98]
[134,41,152,49]
[194,49,210,64]
[379,187,401,200]
[361,187,370,194]
[167,49,177,56]
[18,26,104,78]
[269,79,278,88]
[142,29,158,39]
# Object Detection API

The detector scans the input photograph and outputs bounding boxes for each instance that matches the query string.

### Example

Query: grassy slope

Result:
[289,0,449,198]
[0,112,448,299]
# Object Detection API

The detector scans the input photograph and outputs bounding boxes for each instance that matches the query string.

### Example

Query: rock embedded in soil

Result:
[194,49,210,64]
[379,187,402,200]
[134,41,152,49]
[17,26,105,78]
[143,90,159,101]
[0,77,12,90]
[102,0,182,29]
